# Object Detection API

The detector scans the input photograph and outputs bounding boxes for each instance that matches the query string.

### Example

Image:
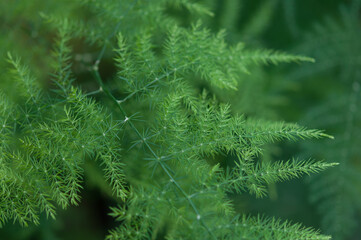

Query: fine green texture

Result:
[1,0,356,239]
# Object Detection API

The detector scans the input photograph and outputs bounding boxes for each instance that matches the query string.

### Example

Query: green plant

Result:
[0,0,341,239]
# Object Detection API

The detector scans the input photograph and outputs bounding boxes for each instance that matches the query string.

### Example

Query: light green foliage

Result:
[0,50,126,227]
[0,0,339,239]
[223,159,337,198]
[115,21,312,96]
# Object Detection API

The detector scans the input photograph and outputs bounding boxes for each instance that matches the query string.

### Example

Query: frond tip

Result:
[234,215,331,240]
[6,52,42,101]
[225,159,339,198]
[242,49,315,65]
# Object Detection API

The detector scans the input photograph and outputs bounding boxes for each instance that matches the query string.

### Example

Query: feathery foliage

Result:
[0,0,344,239]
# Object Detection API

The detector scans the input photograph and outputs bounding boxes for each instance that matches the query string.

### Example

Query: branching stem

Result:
[92,59,217,240]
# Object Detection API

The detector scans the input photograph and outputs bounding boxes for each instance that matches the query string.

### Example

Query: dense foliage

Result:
[0,0,360,239]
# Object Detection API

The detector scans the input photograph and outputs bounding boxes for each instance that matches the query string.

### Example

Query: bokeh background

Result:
[0,0,360,239]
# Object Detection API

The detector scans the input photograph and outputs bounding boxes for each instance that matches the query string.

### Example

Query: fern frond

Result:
[242,49,315,66]
[243,119,333,143]
[0,44,127,227]
[50,18,74,97]
[234,215,331,240]
[6,53,42,103]
[0,1,339,239]
[223,159,338,197]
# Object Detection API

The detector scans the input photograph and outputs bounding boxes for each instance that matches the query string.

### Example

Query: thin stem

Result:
[85,87,103,96]
[92,69,217,239]
[88,4,216,235]
[117,62,193,104]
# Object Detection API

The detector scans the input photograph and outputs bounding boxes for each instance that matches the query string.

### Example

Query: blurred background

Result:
[0,0,360,239]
